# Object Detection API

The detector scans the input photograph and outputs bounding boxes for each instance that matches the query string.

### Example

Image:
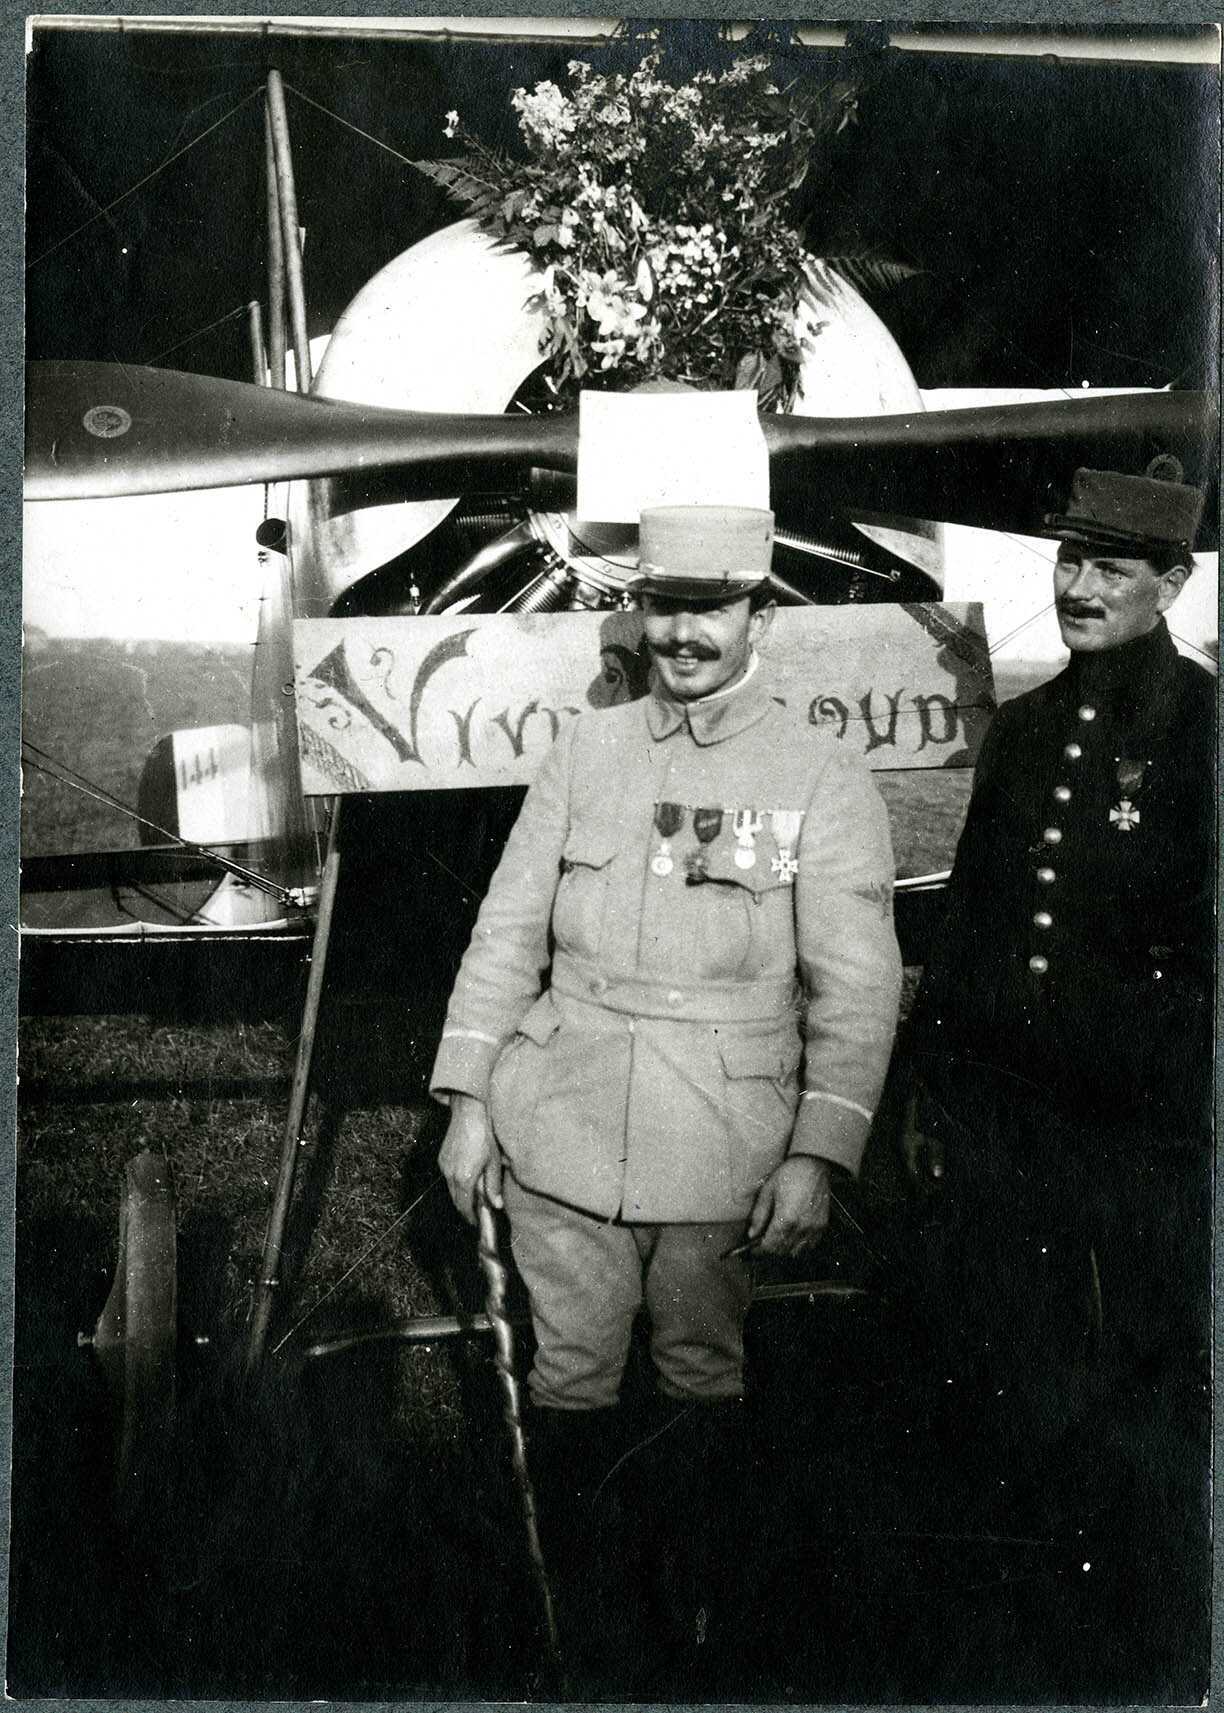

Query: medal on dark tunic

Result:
[1110,755,1147,833]
[684,807,723,883]
[769,809,804,884]
[732,808,764,870]
[651,802,685,875]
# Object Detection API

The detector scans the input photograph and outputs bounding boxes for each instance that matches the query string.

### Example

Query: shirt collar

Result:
[644,651,777,746]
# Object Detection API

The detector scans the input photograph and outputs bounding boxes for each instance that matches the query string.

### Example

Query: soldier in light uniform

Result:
[904,460,1214,1698]
[430,503,901,1678]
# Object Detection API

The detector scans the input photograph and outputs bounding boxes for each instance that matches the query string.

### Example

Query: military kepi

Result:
[633,505,774,600]
[1043,456,1204,557]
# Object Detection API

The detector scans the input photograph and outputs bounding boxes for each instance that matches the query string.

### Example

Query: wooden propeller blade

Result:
[765,389,1218,541]
[26,364,1215,547]
[24,362,577,501]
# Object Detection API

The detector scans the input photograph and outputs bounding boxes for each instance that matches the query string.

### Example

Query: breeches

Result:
[911,1079,1211,1525]
[503,1170,753,1410]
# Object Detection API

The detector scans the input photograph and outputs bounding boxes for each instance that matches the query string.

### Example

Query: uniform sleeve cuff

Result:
[788,1090,873,1176]
[428,1029,504,1105]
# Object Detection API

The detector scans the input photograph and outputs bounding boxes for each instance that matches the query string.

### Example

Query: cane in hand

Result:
[475,1185,564,1676]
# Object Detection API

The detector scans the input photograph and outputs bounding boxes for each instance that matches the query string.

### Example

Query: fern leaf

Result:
[821,255,925,298]
[411,155,507,218]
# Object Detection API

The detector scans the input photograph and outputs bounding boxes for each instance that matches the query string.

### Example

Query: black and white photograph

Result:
[16,15,1220,1705]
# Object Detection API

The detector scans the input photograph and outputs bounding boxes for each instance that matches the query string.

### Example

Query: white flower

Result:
[443,110,460,138]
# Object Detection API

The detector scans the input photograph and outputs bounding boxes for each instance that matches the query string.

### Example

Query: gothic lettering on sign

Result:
[491,700,542,759]
[809,696,850,738]
[808,689,965,754]
[403,629,477,764]
[913,692,960,751]
[542,707,582,741]
[306,642,413,760]
[449,700,482,767]
[860,689,905,753]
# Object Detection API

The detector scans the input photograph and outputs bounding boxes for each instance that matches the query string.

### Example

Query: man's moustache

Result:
[652,644,720,661]
[1059,604,1105,620]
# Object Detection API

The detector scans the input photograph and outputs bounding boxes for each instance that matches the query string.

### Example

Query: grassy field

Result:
[13,637,993,1699]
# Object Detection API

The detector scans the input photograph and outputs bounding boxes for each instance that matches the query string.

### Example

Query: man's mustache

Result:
[1058,602,1106,620]
[650,641,721,661]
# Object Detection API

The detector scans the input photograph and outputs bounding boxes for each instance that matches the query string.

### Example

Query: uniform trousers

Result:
[503,1170,753,1409]
[909,1074,1211,1695]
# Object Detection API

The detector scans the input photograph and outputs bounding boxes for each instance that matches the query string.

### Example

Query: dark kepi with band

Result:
[632,504,775,600]
[1043,455,1205,556]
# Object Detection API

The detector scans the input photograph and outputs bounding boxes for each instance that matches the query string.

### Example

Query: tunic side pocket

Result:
[715,1029,803,1193]
[489,991,560,1160]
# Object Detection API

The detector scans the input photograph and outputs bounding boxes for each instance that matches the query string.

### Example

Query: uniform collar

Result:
[645,652,777,746]
[1064,617,1181,739]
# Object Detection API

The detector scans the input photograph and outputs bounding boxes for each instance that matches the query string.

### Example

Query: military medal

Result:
[651,802,685,875]
[732,809,764,870]
[1109,756,1147,833]
[685,808,723,883]
[769,810,804,884]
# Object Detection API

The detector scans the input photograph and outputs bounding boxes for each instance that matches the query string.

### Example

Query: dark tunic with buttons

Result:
[904,618,1215,1669]
[909,617,1215,1148]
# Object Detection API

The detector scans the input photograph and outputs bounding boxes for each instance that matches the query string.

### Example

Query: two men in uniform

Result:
[430,470,1213,1693]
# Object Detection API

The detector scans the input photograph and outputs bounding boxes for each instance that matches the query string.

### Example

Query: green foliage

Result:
[418,52,850,410]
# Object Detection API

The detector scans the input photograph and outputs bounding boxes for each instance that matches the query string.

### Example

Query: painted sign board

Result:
[293,604,994,795]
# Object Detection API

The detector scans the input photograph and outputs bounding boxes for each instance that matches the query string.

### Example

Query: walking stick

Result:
[475,1187,564,1677]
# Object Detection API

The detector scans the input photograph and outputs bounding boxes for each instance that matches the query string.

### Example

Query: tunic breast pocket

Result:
[551,829,619,960]
[691,827,797,976]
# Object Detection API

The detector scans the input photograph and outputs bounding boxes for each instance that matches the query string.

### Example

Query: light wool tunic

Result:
[430,663,902,1223]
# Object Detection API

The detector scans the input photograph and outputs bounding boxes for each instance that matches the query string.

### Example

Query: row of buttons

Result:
[1029,710,1094,975]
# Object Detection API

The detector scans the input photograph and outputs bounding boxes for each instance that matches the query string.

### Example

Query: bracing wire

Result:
[27,85,266,273]
[21,740,296,905]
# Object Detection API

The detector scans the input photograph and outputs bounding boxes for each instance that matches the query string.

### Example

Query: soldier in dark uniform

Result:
[904,459,1214,1698]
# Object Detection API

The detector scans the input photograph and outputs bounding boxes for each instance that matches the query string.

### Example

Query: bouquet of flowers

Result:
[418,53,840,410]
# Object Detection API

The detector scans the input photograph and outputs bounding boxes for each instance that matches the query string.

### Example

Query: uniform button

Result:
[1042,827,1062,845]
[666,989,684,1008]
[1064,743,1083,761]
[1033,911,1053,929]
[1077,705,1096,722]
[1036,866,1057,884]
[1028,954,1049,975]
[589,975,609,996]
[1053,785,1071,803]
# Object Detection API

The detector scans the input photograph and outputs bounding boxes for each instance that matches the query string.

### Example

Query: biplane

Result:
[17,16,1220,1699]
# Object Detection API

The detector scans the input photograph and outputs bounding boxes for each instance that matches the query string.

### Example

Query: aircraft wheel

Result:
[89,1148,178,1519]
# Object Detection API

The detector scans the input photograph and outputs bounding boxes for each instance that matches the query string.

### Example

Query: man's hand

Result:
[438,1092,503,1224]
[746,1155,832,1257]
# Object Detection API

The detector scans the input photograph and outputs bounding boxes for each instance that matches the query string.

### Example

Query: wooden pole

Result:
[265,70,311,393]
[247,300,267,388]
[245,802,342,1372]
[263,105,287,390]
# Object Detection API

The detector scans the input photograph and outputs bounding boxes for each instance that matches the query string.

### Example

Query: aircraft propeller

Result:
[25,361,1217,545]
